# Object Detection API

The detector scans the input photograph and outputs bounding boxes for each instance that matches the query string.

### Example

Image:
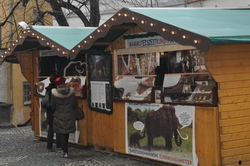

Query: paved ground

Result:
[0,125,165,166]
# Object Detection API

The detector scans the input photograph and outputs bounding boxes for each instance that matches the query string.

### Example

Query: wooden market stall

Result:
[0,26,97,146]
[68,8,250,166]
[2,7,250,166]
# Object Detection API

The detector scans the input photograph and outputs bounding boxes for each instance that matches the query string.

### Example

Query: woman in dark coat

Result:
[50,76,78,158]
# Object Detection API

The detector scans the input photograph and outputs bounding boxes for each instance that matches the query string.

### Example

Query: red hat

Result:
[55,77,66,86]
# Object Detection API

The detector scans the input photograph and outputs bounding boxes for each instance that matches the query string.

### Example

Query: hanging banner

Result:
[125,103,197,166]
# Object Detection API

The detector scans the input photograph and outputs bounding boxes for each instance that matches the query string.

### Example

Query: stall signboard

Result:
[39,99,79,143]
[126,103,197,166]
[163,74,217,106]
[125,33,176,48]
[88,54,113,114]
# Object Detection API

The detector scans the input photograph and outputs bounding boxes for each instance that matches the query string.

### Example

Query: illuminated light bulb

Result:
[141,20,145,24]
[36,36,40,39]
[124,13,128,17]
[15,40,19,42]
[182,35,187,39]
[4,51,7,54]
[72,50,75,52]
[132,17,136,20]
[118,13,122,16]
[194,40,199,44]
[57,48,60,51]
[89,36,93,39]
[8,48,11,50]
[84,40,87,43]
[46,42,50,45]
[150,23,154,27]
[78,45,81,48]
[24,31,27,33]
[171,31,176,35]
[162,28,167,32]
[27,30,31,33]
[62,51,66,54]
[32,33,35,36]
[52,45,55,47]
[111,18,116,21]
[97,29,102,33]
[41,38,45,41]
[104,24,108,27]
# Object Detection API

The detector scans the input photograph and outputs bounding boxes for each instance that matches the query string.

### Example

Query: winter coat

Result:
[51,86,78,134]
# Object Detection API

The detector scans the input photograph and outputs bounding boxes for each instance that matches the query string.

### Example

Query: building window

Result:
[23,81,31,106]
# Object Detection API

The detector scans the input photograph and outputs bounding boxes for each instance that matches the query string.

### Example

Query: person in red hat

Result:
[50,76,78,158]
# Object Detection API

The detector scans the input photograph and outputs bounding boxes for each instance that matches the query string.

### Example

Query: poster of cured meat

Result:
[163,74,218,106]
[36,76,86,99]
[114,76,155,102]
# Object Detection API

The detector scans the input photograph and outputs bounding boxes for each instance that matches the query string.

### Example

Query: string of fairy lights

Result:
[0,8,207,63]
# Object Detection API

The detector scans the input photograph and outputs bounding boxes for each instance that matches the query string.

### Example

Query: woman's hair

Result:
[49,74,58,83]
[55,76,66,86]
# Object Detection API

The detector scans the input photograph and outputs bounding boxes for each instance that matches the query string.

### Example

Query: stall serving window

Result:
[35,49,87,99]
[113,47,218,106]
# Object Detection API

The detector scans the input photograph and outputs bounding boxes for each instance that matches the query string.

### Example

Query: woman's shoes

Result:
[61,152,68,158]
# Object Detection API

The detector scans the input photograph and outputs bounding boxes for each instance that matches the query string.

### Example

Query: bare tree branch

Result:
[0,0,22,27]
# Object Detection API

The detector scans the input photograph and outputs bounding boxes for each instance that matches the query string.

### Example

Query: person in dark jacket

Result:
[44,74,61,152]
[50,76,78,158]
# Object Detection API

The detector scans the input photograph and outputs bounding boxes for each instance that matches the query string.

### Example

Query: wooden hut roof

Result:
[70,7,250,57]
[0,26,96,64]
[2,7,250,63]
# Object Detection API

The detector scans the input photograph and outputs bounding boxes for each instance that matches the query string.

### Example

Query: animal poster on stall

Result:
[125,103,197,166]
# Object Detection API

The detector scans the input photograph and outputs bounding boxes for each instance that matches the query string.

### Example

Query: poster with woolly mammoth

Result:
[126,103,197,166]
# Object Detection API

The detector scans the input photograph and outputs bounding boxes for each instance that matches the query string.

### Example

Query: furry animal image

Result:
[144,105,188,151]
[129,131,145,147]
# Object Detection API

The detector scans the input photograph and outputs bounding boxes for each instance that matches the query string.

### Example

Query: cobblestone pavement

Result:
[0,125,164,166]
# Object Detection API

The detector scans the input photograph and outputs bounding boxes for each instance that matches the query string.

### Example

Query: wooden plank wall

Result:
[195,106,220,166]
[205,44,250,166]
[17,50,40,135]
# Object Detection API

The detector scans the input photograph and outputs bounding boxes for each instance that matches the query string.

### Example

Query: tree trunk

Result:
[48,0,69,26]
[90,0,100,27]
